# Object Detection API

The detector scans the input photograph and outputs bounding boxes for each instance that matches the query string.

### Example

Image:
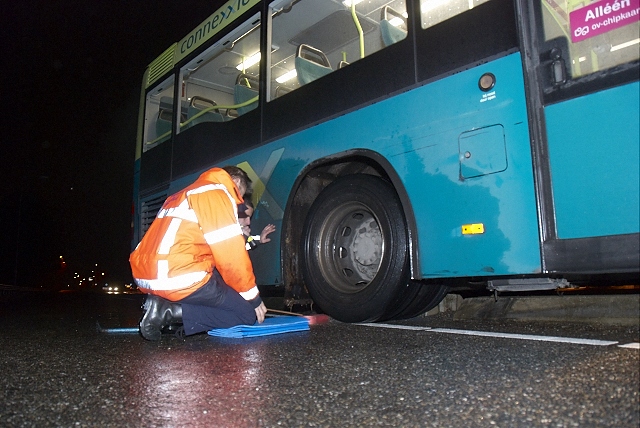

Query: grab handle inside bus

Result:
[350,2,365,59]
[179,96,259,128]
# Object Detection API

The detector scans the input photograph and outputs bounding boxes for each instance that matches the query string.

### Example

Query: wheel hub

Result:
[351,219,381,260]
[347,218,382,282]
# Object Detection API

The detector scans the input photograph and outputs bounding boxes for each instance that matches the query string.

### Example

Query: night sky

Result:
[1,1,225,286]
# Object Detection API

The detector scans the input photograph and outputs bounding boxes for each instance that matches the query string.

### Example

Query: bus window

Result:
[179,13,261,131]
[420,0,492,29]
[143,77,175,153]
[539,0,640,79]
[268,0,408,100]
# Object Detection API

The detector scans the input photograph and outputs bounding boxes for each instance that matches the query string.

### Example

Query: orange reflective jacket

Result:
[129,168,258,302]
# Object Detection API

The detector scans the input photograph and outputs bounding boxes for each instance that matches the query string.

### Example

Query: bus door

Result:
[528,0,639,274]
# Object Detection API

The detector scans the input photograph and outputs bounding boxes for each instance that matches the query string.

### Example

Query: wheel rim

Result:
[316,201,385,294]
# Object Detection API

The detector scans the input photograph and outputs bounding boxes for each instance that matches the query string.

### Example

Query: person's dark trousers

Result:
[179,270,256,335]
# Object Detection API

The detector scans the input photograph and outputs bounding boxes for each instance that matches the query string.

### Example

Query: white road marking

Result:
[358,323,618,346]
[358,323,432,331]
[618,342,640,349]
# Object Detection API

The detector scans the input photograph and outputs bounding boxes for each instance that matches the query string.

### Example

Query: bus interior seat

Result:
[234,73,259,116]
[380,6,407,47]
[187,96,224,126]
[155,97,187,139]
[295,44,332,85]
[156,109,172,137]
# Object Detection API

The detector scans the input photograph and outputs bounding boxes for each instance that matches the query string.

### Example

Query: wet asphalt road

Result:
[0,291,638,427]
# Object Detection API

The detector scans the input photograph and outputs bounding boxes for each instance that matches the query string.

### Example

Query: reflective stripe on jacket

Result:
[129,168,258,302]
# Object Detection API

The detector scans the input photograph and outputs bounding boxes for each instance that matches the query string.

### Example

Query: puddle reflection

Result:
[125,340,269,426]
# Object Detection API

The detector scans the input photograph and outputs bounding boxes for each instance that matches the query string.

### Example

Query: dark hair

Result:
[237,203,250,218]
[222,166,252,190]
[243,196,254,209]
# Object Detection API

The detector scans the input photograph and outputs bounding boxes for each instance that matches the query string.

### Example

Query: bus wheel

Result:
[301,174,409,323]
[384,280,450,320]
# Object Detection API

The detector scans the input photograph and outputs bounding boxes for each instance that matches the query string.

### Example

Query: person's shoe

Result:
[140,295,164,341]
[139,295,182,341]
[169,303,182,324]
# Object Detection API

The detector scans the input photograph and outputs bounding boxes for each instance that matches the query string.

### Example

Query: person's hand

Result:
[254,301,267,323]
[260,224,276,243]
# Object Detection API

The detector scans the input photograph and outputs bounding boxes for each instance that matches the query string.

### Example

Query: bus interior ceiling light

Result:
[422,0,458,13]
[276,69,298,83]
[610,38,640,52]
[235,45,279,71]
[342,0,363,6]
[237,52,261,70]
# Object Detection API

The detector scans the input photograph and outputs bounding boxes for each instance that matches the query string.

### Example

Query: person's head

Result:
[237,202,254,235]
[222,165,251,197]
[243,198,255,217]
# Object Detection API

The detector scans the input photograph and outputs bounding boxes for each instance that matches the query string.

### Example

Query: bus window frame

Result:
[517,0,640,274]
[531,0,640,105]
[143,75,177,153]
[177,11,263,134]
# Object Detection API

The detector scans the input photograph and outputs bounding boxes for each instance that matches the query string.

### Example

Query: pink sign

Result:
[569,0,639,43]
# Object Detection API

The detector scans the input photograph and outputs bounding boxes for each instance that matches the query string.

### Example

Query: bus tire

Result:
[301,174,409,323]
[385,280,450,320]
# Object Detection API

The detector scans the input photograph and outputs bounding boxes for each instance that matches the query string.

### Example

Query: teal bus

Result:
[133,0,639,322]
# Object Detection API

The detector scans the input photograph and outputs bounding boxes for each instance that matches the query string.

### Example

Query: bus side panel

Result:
[222,53,541,281]
[392,53,541,277]
[545,82,640,239]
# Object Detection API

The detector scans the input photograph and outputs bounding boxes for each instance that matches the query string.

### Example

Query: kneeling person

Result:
[129,166,267,340]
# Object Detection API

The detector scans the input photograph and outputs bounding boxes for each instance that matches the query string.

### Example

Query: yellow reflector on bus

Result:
[462,223,485,235]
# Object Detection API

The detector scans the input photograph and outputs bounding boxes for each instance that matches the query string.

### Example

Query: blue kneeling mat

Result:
[208,316,310,338]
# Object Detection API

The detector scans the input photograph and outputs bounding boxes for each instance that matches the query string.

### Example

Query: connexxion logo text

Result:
[176,0,260,62]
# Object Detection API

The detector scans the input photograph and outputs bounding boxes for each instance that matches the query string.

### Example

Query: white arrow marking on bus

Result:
[237,147,285,220]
